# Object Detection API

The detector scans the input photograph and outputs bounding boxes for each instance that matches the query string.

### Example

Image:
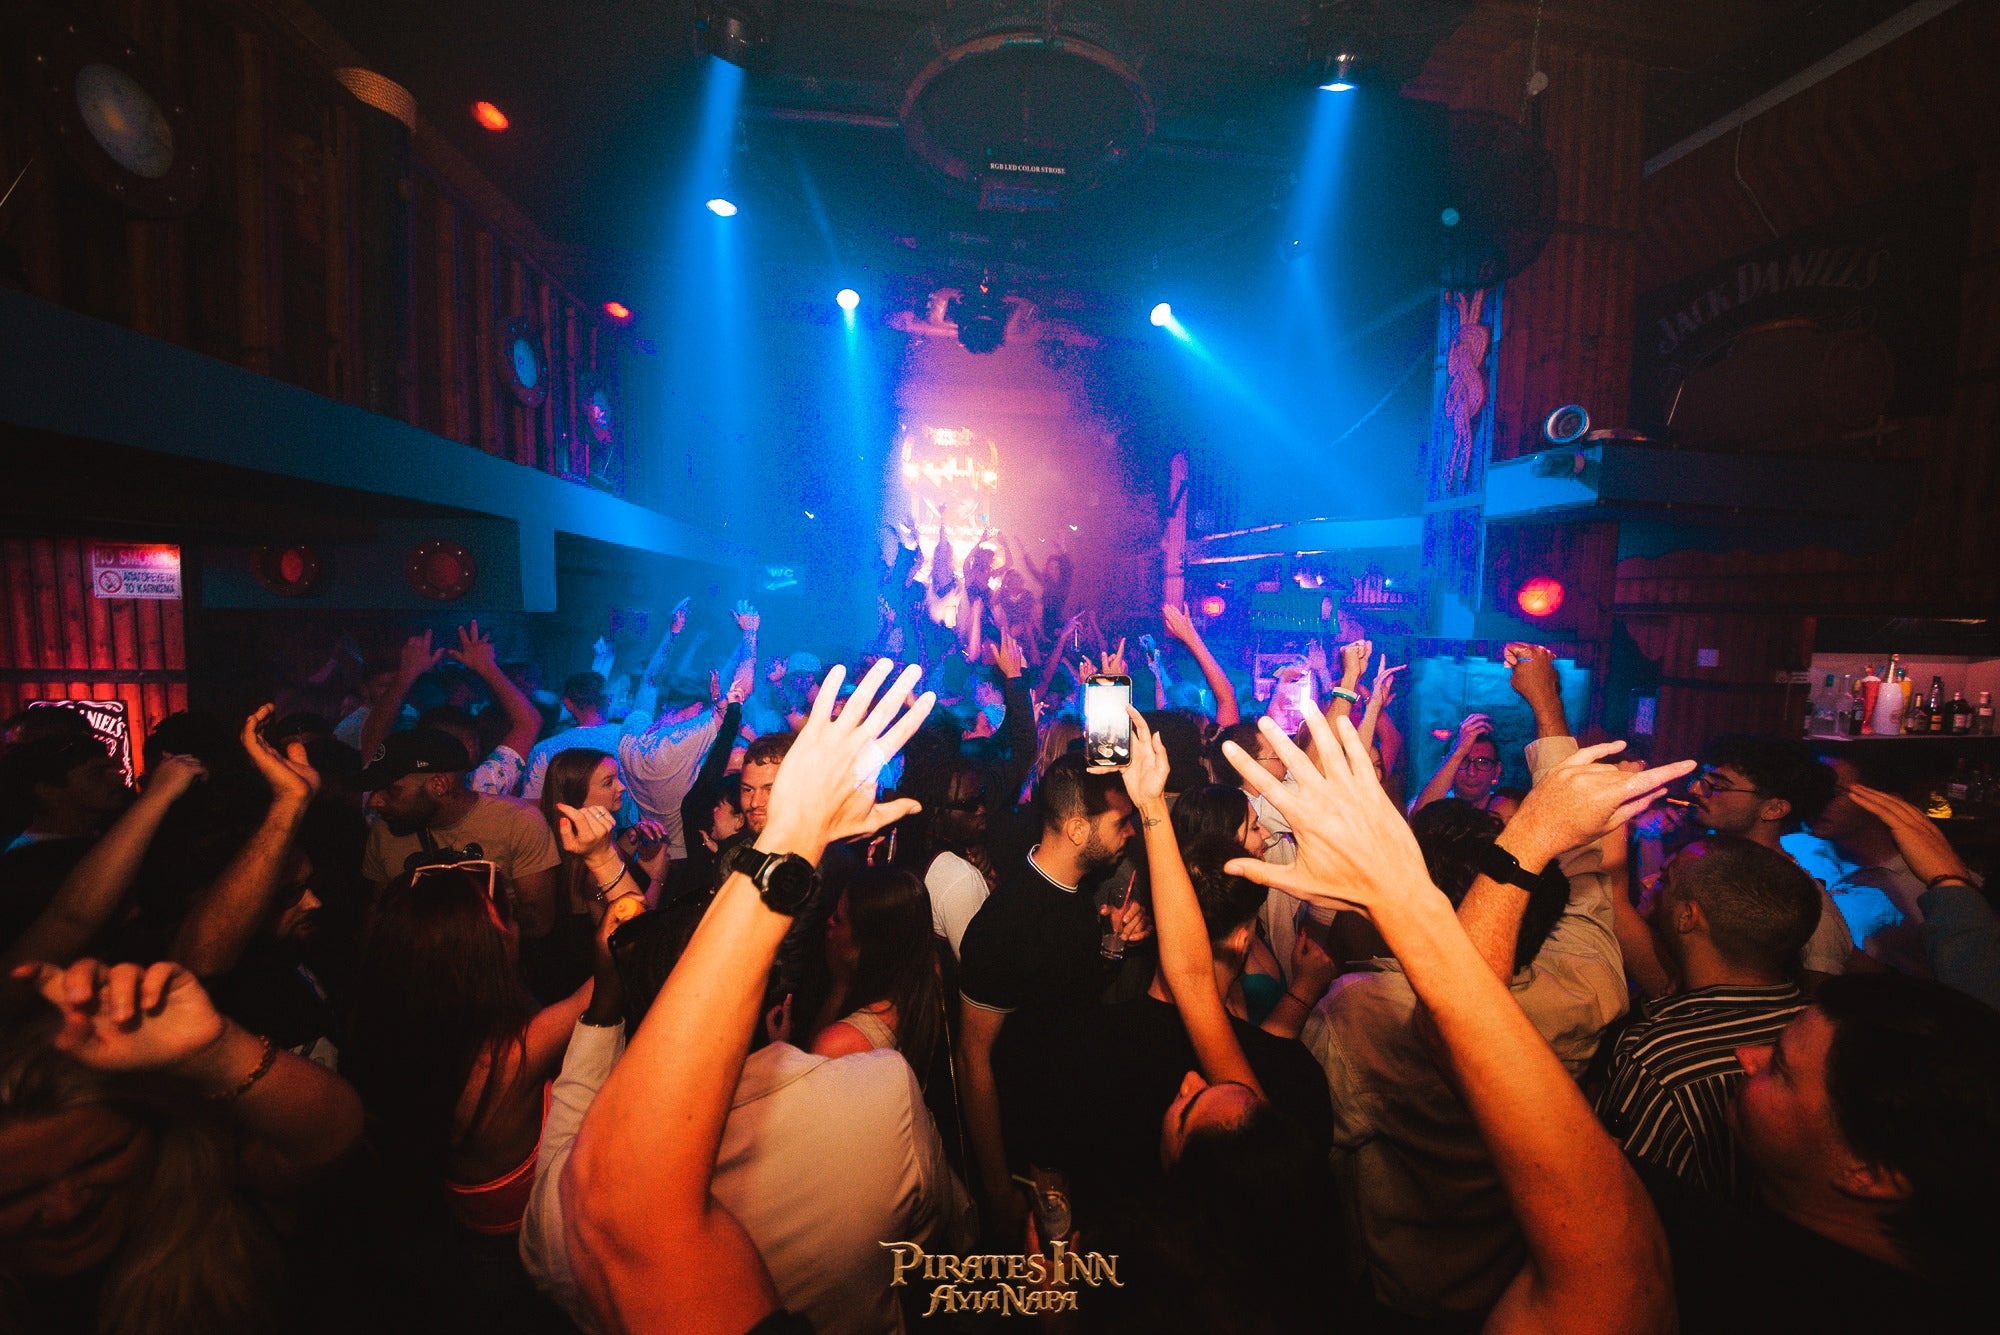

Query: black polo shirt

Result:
[957,847,1109,1021]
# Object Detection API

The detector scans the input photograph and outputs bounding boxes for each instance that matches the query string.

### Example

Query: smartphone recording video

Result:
[1084,674,1133,768]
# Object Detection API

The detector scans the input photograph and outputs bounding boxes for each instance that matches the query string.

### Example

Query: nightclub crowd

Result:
[2,542,1996,1335]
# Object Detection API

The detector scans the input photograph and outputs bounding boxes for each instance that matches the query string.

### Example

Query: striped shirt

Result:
[1596,982,1804,1197]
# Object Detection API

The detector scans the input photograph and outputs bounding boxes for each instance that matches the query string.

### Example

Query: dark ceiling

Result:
[307,0,1933,300]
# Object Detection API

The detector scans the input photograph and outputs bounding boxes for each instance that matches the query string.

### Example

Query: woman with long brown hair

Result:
[809,866,945,1085]
[536,748,667,917]
[341,861,617,1236]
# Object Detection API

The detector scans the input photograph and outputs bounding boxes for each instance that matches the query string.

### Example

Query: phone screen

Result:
[1084,675,1133,768]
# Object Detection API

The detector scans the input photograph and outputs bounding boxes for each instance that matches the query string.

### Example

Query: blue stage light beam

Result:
[1155,307,1304,448]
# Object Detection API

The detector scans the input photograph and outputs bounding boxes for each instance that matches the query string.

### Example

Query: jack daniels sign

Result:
[1631,170,1972,440]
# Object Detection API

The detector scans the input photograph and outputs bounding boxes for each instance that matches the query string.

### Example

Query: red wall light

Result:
[1199,595,1227,619]
[473,101,510,132]
[603,301,632,322]
[1515,576,1566,618]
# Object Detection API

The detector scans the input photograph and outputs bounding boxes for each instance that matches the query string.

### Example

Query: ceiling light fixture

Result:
[603,301,632,322]
[705,197,738,217]
[694,1,772,68]
[472,101,510,131]
[1317,53,1359,92]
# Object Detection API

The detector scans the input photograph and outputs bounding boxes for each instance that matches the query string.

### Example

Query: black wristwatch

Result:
[722,844,818,916]
[1467,840,1545,890]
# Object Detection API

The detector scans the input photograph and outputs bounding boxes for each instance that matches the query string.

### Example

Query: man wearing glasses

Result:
[1635,736,1856,993]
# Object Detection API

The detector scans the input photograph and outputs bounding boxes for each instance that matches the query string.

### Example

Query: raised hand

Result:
[1101,638,1129,678]
[1455,713,1495,754]
[1846,785,1975,885]
[557,802,619,857]
[1220,708,1437,921]
[733,601,760,636]
[1103,706,1171,803]
[1505,642,1561,704]
[1162,603,1201,646]
[399,630,444,680]
[16,958,226,1074]
[756,660,935,864]
[145,751,209,802]
[670,597,692,637]
[1306,640,1332,688]
[1500,744,1697,868]
[242,704,320,808]
[1370,656,1405,708]
[451,620,500,675]
[989,629,1026,680]
[1338,638,1373,686]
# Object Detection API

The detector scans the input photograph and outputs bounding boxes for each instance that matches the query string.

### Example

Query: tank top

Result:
[838,1005,897,1053]
[445,1081,552,1235]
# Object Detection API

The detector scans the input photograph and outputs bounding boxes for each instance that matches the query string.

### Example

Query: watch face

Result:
[759,856,817,914]
[76,63,175,179]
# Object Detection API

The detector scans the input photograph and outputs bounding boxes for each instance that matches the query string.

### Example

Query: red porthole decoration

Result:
[406,540,476,602]
[252,544,323,597]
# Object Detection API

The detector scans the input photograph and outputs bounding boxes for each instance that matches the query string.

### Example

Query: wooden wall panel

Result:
[1626,0,2000,616]
[0,0,624,494]
[0,539,190,765]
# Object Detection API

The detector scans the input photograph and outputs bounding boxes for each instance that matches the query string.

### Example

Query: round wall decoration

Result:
[497,317,549,408]
[27,17,206,216]
[406,540,477,602]
[252,544,323,597]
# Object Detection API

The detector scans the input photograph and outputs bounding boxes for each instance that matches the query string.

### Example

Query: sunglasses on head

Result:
[412,858,506,919]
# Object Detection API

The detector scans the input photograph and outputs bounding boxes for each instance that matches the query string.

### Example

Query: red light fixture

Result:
[603,301,631,322]
[472,101,509,132]
[1199,595,1227,619]
[1515,576,1566,618]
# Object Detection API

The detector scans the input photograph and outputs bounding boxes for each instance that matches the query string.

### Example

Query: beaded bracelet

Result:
[207,1033,277,1104]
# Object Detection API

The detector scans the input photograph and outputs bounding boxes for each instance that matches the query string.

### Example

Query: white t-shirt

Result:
[924,851,989,959]
[521,1028,974,1335]
[521,723,628,800]
[617,709,724,860]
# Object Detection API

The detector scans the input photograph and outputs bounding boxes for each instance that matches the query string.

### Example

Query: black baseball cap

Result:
[357,727,471,788]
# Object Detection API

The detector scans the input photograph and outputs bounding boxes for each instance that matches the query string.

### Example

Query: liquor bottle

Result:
[1835,673,1858,736]
[1927,675,1947,733]
[1977,690,1994,737]
[1858,664,1882,734]
[1905,679,1928,735]
[1947,691,1972,734]
[1947,759,1972,803]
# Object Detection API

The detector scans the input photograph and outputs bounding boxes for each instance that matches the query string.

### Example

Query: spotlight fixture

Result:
[836,288,861,312]
[602,301,632,322]
[945,276,1008,354]
[472,101,510,132]
[1317,52,1359,92]
[694,1,772,67]
[1199,595,1227,619]
[705,197,738,217]
[1149,302,1173,327]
